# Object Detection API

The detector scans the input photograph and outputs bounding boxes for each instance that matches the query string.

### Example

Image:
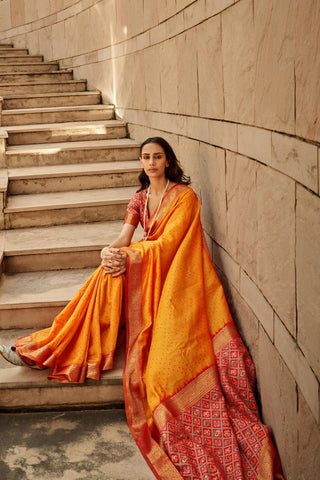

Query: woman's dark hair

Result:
[137,137,191,191]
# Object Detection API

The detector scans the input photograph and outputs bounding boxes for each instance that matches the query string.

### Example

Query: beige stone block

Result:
[177,31,198,116]
[222,0,255,124]
[144,45,162,111]
[158,0,177,23]
[115,0,143,41]
[254,0,295,134]
[147,112,187,138]
[240,269,273,341]
[176,0,194,11]
[212,240,240,290]
[275,314,319,422]
[271,132,318,193]
[257,164,296,335]
[295,0,320,142]
[160,38,178,112]
[296,391,320,477]
[38,26,53,61]
[209,120,237,151]
[25,29,40,55]
[10,0,25,27]
[226,152,258,279]
[143,0,159,30]
[199,143,226,244]
[296,184,320,380]
[89,1,114,51]
[257,328,298,480]
[0,1,12,32]
[238,125,271,166]
[186,116,209,143]
[51,21,66,60]
[166,10,184,38]
[37,0,51,18]
[184,0,205,29]
[150,22,167,45]
[206,0,234,17]
[197,15,224,119]
[50,0,64,14]
[178,136,200,196]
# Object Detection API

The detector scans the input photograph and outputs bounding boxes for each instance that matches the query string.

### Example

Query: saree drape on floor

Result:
[16,185,284,480]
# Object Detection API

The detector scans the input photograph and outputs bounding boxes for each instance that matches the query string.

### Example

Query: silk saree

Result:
[16,184,284,480]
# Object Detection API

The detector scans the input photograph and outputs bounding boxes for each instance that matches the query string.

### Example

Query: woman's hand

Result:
[100,247,127,277]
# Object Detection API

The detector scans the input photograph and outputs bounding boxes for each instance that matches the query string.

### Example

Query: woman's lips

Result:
[148,169,157,173]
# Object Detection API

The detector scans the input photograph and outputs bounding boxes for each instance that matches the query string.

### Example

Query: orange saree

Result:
[16,185,284,480]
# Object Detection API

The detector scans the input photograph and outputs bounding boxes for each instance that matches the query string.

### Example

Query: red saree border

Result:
[124,248,183,480]
[212,322,239,355]
[153,364,219,431]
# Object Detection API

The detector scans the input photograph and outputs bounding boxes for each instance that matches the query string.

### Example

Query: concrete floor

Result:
[0,409,156,480]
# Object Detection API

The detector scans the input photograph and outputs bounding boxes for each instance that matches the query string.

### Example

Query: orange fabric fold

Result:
[15,184,284,479]
[16,267,125,383]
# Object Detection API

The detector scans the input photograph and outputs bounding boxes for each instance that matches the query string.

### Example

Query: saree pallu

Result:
[16,185,284,479]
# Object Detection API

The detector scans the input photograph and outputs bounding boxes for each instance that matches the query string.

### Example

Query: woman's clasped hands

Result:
[100,247,127,277]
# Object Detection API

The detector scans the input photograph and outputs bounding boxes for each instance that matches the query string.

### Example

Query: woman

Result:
[0,137,284,480]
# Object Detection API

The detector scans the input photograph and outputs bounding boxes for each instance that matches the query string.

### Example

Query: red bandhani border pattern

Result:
[159,339,270,479]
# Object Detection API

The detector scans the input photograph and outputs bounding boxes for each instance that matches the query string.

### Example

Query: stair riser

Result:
[0,49,28,56]
[4,203,128,229]
[0,72,73,83]
[6,146,140,167]
[2,108,114,126]
[8,172,139,194]
[0,384,124,410]
[0,64,59,73]
[7,126,127,145]
[0,81,86,95]
[0,305,63,330]
[4,250,101,273]
[0,56,43,64]
[2,93,101,109]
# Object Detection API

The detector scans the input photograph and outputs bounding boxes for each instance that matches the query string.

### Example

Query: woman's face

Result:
[140,143,169,180]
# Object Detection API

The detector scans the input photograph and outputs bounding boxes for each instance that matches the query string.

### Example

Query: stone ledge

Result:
[274,314,319,423]
[240,269,274,341]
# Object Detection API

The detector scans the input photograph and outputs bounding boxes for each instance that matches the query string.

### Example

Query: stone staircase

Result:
[0,43,141,411]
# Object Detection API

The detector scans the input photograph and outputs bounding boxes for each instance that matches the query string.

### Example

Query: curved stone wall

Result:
[1,0,319,476]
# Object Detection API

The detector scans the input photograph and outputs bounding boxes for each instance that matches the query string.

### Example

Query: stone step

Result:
[0,328,125,409]
[2,90,101,109]
[2,221,143,273]
[0,70,73,84]
[0,62,59,73]
[0,48,28,56]
[6,138,140,167]
[2,104,114,126]
[0,79,86,95]
[0,44,13,48]
[0,55,43,64]
[0,268,95,329]
[4,185,137,229]
[6,120,127,145]
[7,160,141,194]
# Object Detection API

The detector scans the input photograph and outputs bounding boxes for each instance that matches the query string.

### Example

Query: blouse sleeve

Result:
[124,192,140,227]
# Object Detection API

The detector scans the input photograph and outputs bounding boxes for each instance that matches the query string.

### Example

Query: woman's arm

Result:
[100,223,136,276]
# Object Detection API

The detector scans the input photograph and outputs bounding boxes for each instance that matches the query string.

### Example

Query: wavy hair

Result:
[137,137,191,191]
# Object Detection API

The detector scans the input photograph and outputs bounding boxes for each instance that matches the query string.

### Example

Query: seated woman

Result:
[0,137,284,480]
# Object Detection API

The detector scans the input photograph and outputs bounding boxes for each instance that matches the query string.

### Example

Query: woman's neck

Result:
[149,177,169,195]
